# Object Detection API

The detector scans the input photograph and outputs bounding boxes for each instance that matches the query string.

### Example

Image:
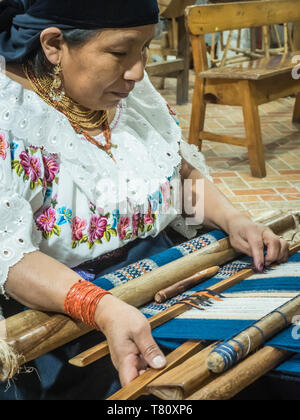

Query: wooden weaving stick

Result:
[107,340,206,400]
[187,346,293,400]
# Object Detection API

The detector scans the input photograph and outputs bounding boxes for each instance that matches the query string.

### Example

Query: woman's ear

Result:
[40,27,65,65]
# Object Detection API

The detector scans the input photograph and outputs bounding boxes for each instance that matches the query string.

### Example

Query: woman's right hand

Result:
[95,294,167,386]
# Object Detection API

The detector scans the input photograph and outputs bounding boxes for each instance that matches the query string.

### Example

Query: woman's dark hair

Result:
[26,28,101,76]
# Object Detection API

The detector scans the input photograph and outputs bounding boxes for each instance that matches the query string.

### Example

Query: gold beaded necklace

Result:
[23,62,117,162]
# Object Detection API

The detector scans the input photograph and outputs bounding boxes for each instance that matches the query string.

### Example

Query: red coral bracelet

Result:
[64,280,112,330]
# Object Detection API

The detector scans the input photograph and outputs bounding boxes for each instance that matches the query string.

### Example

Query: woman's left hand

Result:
[226,215,289,272]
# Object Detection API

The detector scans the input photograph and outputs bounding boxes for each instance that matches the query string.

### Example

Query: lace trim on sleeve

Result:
[0,191,41,295]
[179,139,212,181]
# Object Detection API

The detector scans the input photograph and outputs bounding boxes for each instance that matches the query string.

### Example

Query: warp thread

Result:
[0,339,22,382]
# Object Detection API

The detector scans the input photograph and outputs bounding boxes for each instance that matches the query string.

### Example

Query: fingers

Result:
[118,353,142,386]
[134,326,166,371]
[263,230,289,266]
[244,228,289,271]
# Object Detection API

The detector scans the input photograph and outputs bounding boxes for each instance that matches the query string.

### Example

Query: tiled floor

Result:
[152,72,300,218]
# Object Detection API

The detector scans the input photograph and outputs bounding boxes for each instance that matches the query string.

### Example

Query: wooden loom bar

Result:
[188,346,292,400]
[0,213,296,377]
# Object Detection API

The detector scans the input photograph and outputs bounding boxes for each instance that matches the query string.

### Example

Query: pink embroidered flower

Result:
[72,217,87,241]
[0,133,9,160]
[117,216,130,240]
[20,150,41,182]
[132,212,140,237]
[88,214,108,242]
[43,155,59,183]
[36,207,56,232]
[144,212,154,225]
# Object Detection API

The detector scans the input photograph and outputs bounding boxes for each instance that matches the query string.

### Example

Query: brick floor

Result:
[151,71,300,219]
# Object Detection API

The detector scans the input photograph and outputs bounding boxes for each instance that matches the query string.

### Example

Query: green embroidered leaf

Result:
[109,228,117,237]
[54,177,59,185]
[16,164,24,176]
[104,231,111,242]
[146,224,153,232]
[125,231,132,240]
[43,231,53,240]
[106,224,112,229]
[52,225,61,236]
[11,160,23,176]
[11,160,22,174]
[72,241,78,249]
[80,234,88,243]
[38,178,44,186]
[30,181,36,190]
[95,238,103,244]
[88,241,94,249]
[23,174,29,181]
[105,213,110,219]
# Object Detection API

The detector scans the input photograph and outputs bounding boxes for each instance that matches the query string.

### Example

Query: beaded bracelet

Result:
[64,280,112,330]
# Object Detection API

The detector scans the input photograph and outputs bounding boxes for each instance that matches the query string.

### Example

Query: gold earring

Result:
[49,63,65,102]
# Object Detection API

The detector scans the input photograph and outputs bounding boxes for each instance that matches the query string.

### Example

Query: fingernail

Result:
[152,355,166,368]
[258,263,264,272]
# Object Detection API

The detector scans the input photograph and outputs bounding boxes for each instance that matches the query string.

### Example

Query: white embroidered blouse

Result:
[0,71,211,294]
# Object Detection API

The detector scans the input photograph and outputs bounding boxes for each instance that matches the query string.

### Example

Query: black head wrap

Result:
[0,0,159,62]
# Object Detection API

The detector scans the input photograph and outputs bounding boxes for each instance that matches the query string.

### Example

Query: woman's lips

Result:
[110,91,131,98]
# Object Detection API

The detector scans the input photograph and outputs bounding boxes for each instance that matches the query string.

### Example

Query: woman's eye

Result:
[111,51,127,57]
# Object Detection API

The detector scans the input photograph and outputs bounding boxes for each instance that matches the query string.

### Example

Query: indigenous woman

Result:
[0,0,289,400]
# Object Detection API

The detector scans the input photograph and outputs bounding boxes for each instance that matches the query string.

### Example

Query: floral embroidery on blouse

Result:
[36,206,61,239]
[11,145,60,192]
[0,133,9,160]
[34,176,168,250]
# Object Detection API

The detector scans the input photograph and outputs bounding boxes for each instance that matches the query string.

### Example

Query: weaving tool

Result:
[187,346,292,400]
[154,266,220,303]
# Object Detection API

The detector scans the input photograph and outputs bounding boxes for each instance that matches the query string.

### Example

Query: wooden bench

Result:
[185,0,300,177]
[146,0,195,105]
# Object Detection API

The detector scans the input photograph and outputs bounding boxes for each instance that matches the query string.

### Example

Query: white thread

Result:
[0,339,22,382]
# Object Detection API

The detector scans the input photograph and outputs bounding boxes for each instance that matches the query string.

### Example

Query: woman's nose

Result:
[124,58,145,82]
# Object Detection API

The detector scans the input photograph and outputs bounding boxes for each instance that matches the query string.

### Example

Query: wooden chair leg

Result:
[188,77,206,150]
[241,80,266,178]
[292,93,300,123]
[176,15,190,105]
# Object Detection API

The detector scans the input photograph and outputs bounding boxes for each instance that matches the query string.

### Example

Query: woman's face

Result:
[55,25,156,110]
